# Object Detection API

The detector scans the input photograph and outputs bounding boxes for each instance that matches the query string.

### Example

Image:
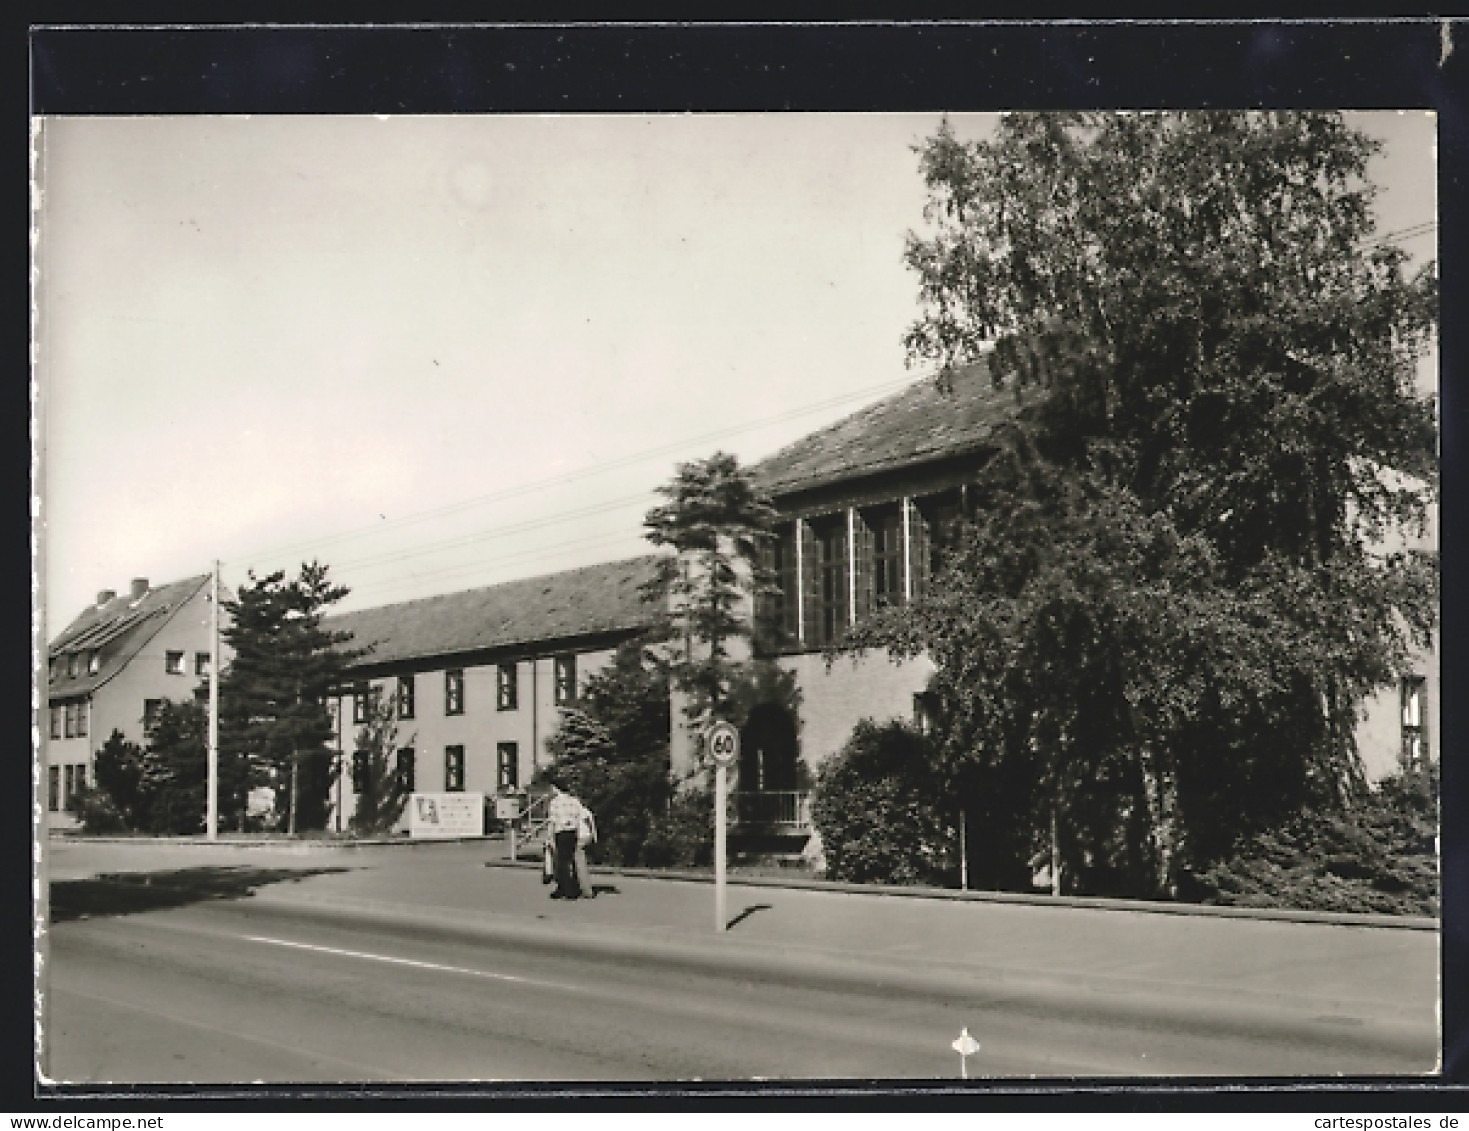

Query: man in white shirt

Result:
[545,780,590,899]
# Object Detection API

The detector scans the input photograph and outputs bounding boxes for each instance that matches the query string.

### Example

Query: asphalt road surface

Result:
[42,841,1439,1084]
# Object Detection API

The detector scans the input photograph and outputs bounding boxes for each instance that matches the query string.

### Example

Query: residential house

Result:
[324,555,662,831]
[45,575,228,827]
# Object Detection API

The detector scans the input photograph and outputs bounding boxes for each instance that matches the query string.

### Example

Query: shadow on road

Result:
[726,903,773,931]
[49,866,352,923]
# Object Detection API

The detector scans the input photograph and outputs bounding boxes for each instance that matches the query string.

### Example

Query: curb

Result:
[485,858,1441,932]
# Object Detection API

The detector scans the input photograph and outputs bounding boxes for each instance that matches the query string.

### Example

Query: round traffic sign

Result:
[706,720,740,768]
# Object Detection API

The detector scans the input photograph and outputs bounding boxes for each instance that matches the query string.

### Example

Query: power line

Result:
[222,371,921,570]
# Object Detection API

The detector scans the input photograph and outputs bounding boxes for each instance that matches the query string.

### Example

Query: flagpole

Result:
[207,560,219,840]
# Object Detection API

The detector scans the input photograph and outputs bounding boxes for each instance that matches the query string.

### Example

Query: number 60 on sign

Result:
[706,720,739,767]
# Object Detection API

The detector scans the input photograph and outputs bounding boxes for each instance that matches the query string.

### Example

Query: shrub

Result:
[75,786,129,834]
[1185,763,1439,916]
[642,788,714,868]
[89,730,149,831]
[810,719,954,886]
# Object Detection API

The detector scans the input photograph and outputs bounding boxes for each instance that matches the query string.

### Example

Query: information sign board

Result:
[408,792,485,839]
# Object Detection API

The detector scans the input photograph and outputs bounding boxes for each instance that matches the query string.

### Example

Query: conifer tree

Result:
[220,561,358,833]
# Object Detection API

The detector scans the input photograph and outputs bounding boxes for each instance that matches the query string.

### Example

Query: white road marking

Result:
[239,933,580,992]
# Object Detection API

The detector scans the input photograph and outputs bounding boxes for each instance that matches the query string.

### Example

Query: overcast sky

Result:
[36,111,1437,628]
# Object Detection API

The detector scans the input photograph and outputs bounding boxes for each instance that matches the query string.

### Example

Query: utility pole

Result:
[207,560,220,840]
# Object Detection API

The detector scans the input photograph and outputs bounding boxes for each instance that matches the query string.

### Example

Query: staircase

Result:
[506,791,551,861]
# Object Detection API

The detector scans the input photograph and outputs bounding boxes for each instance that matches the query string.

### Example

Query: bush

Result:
[810,719,954,886]
[75,786,129,834]
[1185,764,1439,916]
[642,788,714,868]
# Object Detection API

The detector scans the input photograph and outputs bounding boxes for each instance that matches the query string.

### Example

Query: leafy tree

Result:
[854,112,1437,897]
[220,562,358,834]
[810,720,953,886]
[643,452,778,739]
[349,693,414,836]
[542,641,673,865]
[140,698,209,836]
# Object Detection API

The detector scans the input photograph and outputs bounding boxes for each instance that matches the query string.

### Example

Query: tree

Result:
[642,452,778,751]
[140,698,209,835]
[89,729,148,830]
[542,641,673,865]
[854,112,1437,897]
[349,693,414,836]
[220,562,358,834]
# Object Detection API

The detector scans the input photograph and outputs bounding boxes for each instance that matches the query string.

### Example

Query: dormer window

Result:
[66,653,79,678]
[87,651,100,675]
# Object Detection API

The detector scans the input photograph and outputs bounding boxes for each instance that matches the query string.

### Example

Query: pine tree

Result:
[219,561,358,834]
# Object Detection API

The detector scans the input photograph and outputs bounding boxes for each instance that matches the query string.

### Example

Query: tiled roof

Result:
[47,575,211,700]
[750,359,1019,497]
[328,555,666,671]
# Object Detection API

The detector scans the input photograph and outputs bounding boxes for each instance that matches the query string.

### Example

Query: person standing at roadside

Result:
[545,780,584,899]
[574,801,598,900]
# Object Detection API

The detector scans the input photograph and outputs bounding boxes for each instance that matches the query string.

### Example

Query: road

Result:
[41,840,1440,1083]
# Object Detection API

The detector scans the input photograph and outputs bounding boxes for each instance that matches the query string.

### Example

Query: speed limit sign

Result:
[706,720,739,768]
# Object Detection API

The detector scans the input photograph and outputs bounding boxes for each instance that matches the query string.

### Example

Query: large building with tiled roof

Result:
[322,555,664,830]
[45,574,230,825]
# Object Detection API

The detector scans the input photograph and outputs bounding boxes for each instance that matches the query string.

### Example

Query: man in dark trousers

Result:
[545,780,586,899]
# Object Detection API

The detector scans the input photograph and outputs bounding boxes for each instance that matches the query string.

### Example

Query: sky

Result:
[35,111,1437,630]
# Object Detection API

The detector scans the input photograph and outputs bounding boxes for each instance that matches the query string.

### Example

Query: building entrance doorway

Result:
[736,702,806,829]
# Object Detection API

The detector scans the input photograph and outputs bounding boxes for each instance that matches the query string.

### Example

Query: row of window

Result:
[48,701,89,740]
[50,651,101,680]
[47,764,87,812]
[165,650,211,677]
[763,493,966,650]
[351,656,578,724]
[349,742,521,796]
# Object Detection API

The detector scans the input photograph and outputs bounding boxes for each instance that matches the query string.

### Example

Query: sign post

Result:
[705,719,739,933]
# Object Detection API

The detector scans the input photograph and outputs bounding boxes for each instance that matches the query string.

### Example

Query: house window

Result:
[74,764,87,800]
[195,652,210,677]
[48,766,59,813]
[76,700,88,738]
[166,650,185,675]
[397,675,415,720]
[913,691,939,736]
[553,655,576,706]
[1402,676,1429,771]
[49,706,61,740]
[351,750,370,794]
[923,493,964,580]
[352,683,371,724]
[445,745,465,792]
[445,669,465,716]
[497,742,519,790]
[63,765,74,811]
[64,703,76,739]
[762,527,800,648]
[397,747,415,793]
[811,517,849,647]
[87,651,100,675]
[497,663,518,711]
[143,699,162,728]
[870,507,905,608]
[67,653,79,678]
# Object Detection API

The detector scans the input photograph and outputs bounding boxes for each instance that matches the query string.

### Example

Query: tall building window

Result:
[1401,675,1428,771]
[445,669,465,715]
[553,655,577,705]
[497,742,519,790]
[869,507,905,607]
[445,745,465,792]
[352,683,371,724]
[195,652,210,677]
[397,675,415,720]
[808,517,848,647]
[397,747,416,793]
[166,650,185,675]
[48,766,59,812]
[497,663,518,711]
[49,706,61,740]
